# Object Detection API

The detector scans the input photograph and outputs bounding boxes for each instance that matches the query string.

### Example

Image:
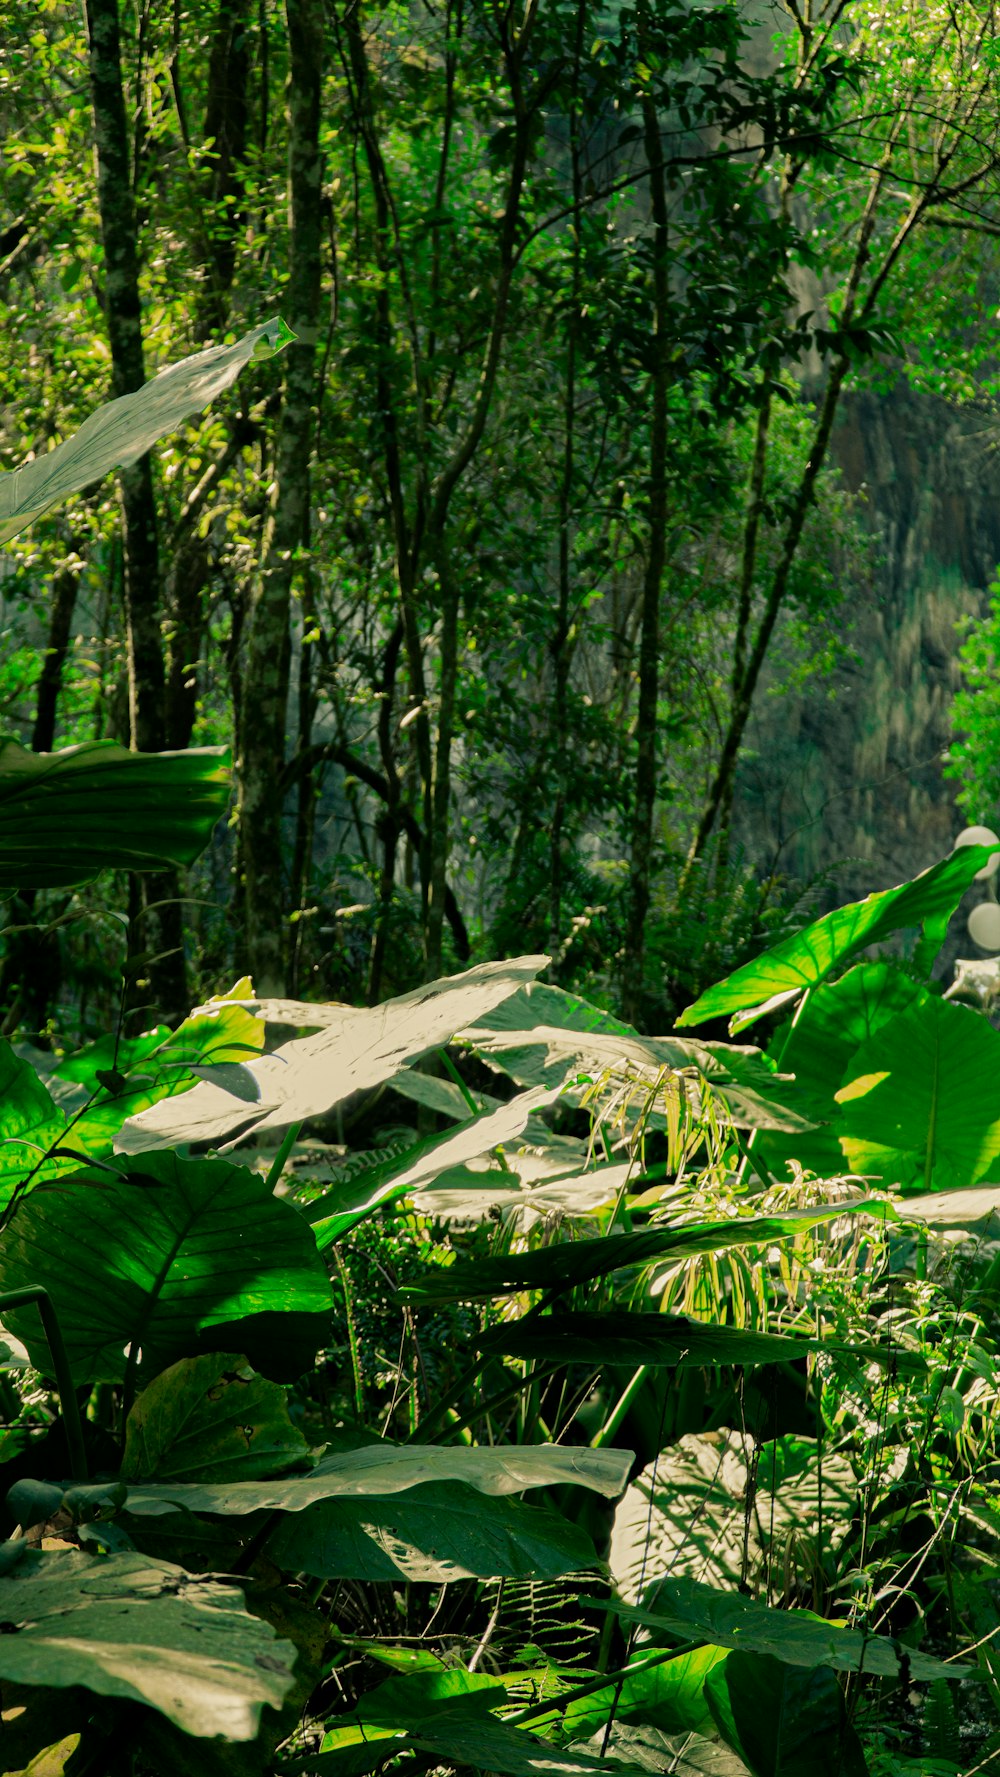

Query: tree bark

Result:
[86,0,188,1021]
[237,0,323,995]
[622,3,669,1027]
[33,561,81,756]
[548,0,586,963]
[197,0,251,339]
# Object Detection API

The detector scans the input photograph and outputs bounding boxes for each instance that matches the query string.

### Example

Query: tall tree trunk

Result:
[0,557,82,1037]
[33,560,80,756]
[622,3,669,1027]
[86,0,188,1022]
[548,0,586,963]
[196,0,251,339]
[237,0,323,995]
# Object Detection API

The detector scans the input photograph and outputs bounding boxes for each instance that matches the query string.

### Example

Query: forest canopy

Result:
[2,0,1000,1025]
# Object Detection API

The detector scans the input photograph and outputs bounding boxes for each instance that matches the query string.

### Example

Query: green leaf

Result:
[0,1547,297,1739]
[309,1083,562,1248]
[398,1202,888,1303]
[609,1576,968,1681]
[123,1440,632,1517]
[0,987,267,1204]
[594,1726,750,1774]
[609,1433,858,1604]
[756,963,928,1180]
[704,1652,868,1777]
[0,737,230,889]
[834,995,1000,1191]
[307,1669,653,1777]
[463,992,814,1135]
[0,319,293,544]
[410,1158,632,1223]
[676,848,994,1028]
[564,1645,729,1742]
[121,1352,309,1483]
[267,1478,601,1582]
[116,955,550,1151]
[0,1040,64,1185]
[478,1312,906,1371]
[0,1151,333,1383]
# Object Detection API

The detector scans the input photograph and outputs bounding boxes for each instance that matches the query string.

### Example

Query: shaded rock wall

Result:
[733,383,1000,916]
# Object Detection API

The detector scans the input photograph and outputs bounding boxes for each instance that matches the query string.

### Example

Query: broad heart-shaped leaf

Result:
[589,1726,750,1776]
[398,1201,887,1303]
[461,987,812,1135]
[676,845,996,1028]
[318,1669,651,1777]
[121,1352,309,1483]
[704,1652,868,1777]
[0,1151,333,1384]
[756,961,929,1181]
[562,1645,728,1743]
[835,993,1000,1192]
[267,1478,600,1582]
[609,1433,858,1605]
[0,1547,297,1739]
[608,1575,967,1681]
[0,987,265,1206]
[0,318,293,545]
[0,1039,64,1185]
[308,1084,562,1248]
[123,1441,631,1516]
[0,737,229,890]
[115,954,550,1151]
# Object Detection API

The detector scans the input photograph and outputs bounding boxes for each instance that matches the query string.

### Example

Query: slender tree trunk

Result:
[85,0,163,754]
[688,354,850,863]
[86,0,188,1021]
[288,559,320,997]
[196,0,251,339]
[33,561,80,755]
[622,2,670,1027]
[548,0,586,962]
[237,0,323,994]
[424,546,459,979]
[368,620,404,1004]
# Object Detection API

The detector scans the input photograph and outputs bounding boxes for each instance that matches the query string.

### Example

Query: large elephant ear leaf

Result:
[676,845,995,1029]
[0,317,293,545]
[114,954,550,1152]
[835,993,1000,1192]
[0,1548,297,1740]
[0,1151,334,1383]
[0,737,231,890]
[755,961,929,1180]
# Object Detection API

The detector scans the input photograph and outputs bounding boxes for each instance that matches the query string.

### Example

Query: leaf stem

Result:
[0,1287,87,1482]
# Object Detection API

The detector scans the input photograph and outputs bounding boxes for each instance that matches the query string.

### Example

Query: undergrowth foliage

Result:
[3,827,1000,1777]
[6,344,1000,1777]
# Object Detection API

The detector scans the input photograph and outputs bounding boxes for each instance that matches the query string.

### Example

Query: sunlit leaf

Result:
[0,1152,333,1383]
[115,955,550,1151]
[0,737,230,891]
[609,1433,858,1603]
[605,1575,966,1680]
[835,994,1000,1191]
[676,847,995,1027]
[121,1352,309,1483]
[0,319,293,544]
[398,1202,888,1303]
[0,1548,297,1738]
[124,1441,632,1516]
[268,1478,601,1582]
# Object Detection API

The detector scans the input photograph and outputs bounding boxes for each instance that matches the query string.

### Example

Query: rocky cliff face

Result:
[733,382,1000,928]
